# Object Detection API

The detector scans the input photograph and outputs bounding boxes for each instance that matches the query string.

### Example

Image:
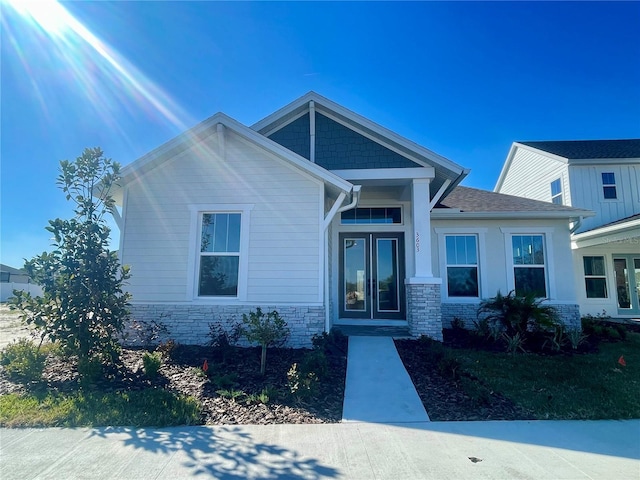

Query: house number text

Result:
[415,232,420,252]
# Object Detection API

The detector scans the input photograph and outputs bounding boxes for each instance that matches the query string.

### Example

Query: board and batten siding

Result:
[121,131,323,304]
[498,148,570,204]
[568,163,640,233]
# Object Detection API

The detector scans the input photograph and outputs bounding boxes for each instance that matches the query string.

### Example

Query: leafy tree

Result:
[9,148,131,377]
[240,308,289,375]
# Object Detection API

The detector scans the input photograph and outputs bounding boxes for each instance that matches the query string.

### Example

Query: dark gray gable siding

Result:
[267,113,311,160]
[266,111,421,169]
[315,113,419,169]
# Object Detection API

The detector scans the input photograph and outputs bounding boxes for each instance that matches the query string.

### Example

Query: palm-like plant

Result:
[477,290,559,337]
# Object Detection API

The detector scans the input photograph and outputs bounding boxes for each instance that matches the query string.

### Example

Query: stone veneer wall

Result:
[405,283,443,341]
[442,302,582,330]
[126,304,325,348]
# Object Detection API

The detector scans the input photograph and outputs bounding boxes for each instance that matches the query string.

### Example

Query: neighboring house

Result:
[112,93,593,346]
[495,140,640,319]
[0,264,43,302]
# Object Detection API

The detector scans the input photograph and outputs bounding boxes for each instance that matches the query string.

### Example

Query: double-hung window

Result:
[198,213,241,296]
[511,235,547,297]
[550,179,563,205]
[445,235,479,297]
[602,172,617,199]
[583,256,608,298]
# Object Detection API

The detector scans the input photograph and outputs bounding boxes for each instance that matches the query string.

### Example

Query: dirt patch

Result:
[0,305,35,349]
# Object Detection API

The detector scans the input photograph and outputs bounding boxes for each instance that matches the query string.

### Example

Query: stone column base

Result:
[405,281,443,341]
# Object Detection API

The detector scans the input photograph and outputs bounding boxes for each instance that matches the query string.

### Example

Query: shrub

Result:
[477,290,559,338]
[287,362,318,398]
[8,148,131,379]
[299,349,329,380]
[142,351,162,379]
[0,339,46,383]
[207,321,241,362]
[240,308,289,375]
[311,329,348,356]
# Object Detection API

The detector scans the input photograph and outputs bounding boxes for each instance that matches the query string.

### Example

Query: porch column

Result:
[411,178,433,279]
[406,178,442,341]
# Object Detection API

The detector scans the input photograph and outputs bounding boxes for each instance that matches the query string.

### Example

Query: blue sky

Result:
[2,1,639,269]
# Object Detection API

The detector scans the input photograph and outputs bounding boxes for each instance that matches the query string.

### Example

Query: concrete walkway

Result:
[342,336,429,423]
[2,421,638,479]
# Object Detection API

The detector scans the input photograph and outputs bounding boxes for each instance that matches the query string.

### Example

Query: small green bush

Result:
[142,351,162,379]
[287,362,318,398]
[0,339,46,383]
[300,349,329,380]
[240,308,289,375]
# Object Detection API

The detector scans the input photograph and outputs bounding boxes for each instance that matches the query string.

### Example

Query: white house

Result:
[112,93,593,346]
[495,140,640,319]
[0,264,43,302]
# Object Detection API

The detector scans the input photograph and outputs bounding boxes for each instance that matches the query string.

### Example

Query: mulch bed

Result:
[0,342,349,425]
[395,338,534,421]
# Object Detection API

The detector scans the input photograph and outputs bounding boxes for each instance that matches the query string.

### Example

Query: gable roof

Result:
[434,186,594,219]
[518,139,640,160]
[114,112,354,204]
[251,92,469,200]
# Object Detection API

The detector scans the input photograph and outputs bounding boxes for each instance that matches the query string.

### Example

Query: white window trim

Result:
[600,171,620,202]
[187,204,253,301]
[500,227,556,299]
[436,228,487,303]
[550,178,563,205]
[582,255,609,300]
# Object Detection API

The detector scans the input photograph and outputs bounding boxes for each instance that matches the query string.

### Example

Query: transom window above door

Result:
[341,207,402,224]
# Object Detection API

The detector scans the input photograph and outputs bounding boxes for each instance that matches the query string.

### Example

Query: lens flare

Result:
[3,0,191,135]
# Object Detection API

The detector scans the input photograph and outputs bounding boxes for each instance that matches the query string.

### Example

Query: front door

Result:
[613,256,640,315]
[339,232,405,320]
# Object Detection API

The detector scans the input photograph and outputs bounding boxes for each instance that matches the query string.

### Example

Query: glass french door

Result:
[613,256,640,315]
[339,232,405,320]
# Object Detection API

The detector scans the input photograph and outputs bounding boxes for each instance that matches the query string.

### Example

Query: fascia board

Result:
[567,157,640,165]
[118,110,353,195]
[251,91,316,132]
[572,219,640,241]
[430,210,594,220]
[494,143,569,192]
[218,114,354,193]
[119,114,224,182]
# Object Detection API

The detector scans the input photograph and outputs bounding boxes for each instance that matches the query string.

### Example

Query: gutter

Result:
[570,216,583,235]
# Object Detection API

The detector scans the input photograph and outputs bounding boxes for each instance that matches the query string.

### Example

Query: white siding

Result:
[499,148,570,204]
[431,218,577,302]
[121,131,322,303]
[568,164,640,232]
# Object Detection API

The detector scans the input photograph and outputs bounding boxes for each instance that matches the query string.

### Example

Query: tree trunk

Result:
[260,344,267,375]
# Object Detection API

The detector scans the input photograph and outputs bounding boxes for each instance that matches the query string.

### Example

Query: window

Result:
[511,235,547,297]
[583,256,607,298]
[602,172,617,199]
[550,179,563,205]
[445,235,479,297]
[341,207,402,224]
[198,213,241,296]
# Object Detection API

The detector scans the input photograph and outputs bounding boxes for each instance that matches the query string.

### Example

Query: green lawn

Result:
[453,332,640,420]
[0,388,201,428]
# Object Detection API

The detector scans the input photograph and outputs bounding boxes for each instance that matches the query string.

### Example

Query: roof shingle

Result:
[439,186,591,214]
[518,139,640,159]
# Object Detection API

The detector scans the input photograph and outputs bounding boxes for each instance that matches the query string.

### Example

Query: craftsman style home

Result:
[112,93,593,346]
[495,140,640,319]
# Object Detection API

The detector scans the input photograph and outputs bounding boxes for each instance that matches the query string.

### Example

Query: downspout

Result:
[323,185,361,333]
[570,216,583,235]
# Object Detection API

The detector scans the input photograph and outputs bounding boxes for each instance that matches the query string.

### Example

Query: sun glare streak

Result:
[4,0,193,141]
